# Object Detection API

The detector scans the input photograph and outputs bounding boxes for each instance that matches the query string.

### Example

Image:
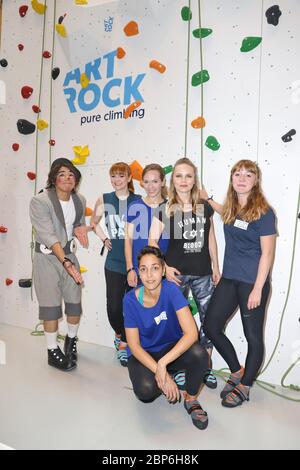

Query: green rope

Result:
[30,0,48,301]
[197,0,204,186]
[184,0,191,157]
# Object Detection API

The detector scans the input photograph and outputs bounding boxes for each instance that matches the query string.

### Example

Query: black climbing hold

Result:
[265,5,282,26]
[281,129,296,142]
[0,58,8,67]
[52,67,60,80]
[19,279,32,288]
[17,119,36,135]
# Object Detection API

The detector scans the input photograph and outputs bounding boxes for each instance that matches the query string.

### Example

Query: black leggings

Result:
[203,277,270,386]
[104,268,128,342]
[128,342,209,402]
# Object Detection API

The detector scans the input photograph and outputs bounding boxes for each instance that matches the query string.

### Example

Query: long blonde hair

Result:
[222,159,269,224]
[142,164,168,199]
[168,157,203,216]
[109,162,135,193]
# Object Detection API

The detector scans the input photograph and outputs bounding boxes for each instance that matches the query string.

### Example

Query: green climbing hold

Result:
[192,70,210,86]
[193,28,212,39]
[240,36,262,52]
[188,296,198,316]
[163,165,173,175]
[205,136,220,151]
[181,6,192,21]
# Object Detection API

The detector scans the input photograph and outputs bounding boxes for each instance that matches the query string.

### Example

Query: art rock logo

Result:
[0,340,6,365]
[63,49,146,125]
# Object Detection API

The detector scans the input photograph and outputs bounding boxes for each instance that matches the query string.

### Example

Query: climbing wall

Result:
[0,0,299,391]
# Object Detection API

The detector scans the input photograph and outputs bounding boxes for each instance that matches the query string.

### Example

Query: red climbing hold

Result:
[18,44,24,51]
[27,172,36,180]
[21,86,33,99]
[19,5,28,17]
[49,139,56,146]
[43,51,51,59]
[32,105,41,113]
[12,143,20,151]
[6,279,13,286]
[0,226,8,233]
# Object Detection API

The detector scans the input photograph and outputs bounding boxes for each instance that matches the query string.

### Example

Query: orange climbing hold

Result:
[191,116,206,129]
[117,47,126,59]
[149,60,166,74]
[124,100,142,119]
[85,207,93,217]
[123,21,139,37]
[129,160,144,182]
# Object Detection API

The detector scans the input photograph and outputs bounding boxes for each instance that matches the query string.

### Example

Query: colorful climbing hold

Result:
[75,0,88,4]
[191,70,210,86]
[31,0,47,15]
[5,279,13,286]
[193,28,213,39]
[240,37,262,52]
[18,44,24,51]
[129,160,143,181]
[19,5,29,17]
[282,129,296,142]
[163,165,173,175]
[32,105,41,113]
[0,226,8,233]
[124,101,142,119]
[72,145,90,165]
[117,47,126,59]
[181,6,192,21]
[149,60,166,74]
[123,21,139,37]
[80,73,90,89]
[43,50,52,59]
[27,172,36,180]
[191,116,206,129]
[12,143,20,151]
[56,23,67,37]
[85,208,93,217]
[0,59,8,67]
[49,139,56,146]
[52,67,60,80]
[80,266,88,273]
[37,119,48,131]
[19,279,32,288]
[205,136,220,151]
[21,85,33,99]
[58,14,67,24]
[188,295,198,316]
[17,119,36,135]
[265,5,282,26]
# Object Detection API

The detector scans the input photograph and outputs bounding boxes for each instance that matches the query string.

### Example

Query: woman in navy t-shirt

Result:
[124,246,209,430]
[202,160,276,407]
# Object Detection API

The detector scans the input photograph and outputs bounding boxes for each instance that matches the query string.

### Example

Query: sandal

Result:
[220,367,244,399]
[222,384,249,408]
[184,400,208,430]
[203,368,217,389]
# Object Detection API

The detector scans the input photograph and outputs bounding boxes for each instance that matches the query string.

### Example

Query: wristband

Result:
[127,267,135,275]
[62,257,73,267]
[207,195,213,201]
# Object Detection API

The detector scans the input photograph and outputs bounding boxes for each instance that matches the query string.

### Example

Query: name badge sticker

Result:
[234,219,249,230]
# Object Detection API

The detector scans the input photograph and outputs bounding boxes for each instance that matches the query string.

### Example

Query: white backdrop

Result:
[0,0,299,386]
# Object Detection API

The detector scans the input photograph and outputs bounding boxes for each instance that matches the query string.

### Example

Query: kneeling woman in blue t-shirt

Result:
[123,246,209,430]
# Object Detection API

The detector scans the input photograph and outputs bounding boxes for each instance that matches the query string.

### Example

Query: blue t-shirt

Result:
[123,279,189,357]
[222,208,276,284]
[103,191,141,274]
[125,198,169,272]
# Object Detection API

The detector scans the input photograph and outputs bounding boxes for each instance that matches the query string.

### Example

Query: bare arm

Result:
[91,194,112,250]
[51,242,83,285]
[199,188,223,215]
[247,235,276,309]
[125,222,138,287]
[208,218,221,285]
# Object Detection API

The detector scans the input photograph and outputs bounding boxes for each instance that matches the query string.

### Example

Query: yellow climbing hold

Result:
[72,145,90,165]
[80,266,88,273]
[56,23,67,37]
[37,119,48,131]
[80,73,90,89]
[75,0,88,4]
[31,0,47,15]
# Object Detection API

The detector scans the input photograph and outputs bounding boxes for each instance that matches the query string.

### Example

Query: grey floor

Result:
[0,324,299,450]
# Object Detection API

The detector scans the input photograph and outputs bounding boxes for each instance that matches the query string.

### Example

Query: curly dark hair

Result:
[46,158,81,191]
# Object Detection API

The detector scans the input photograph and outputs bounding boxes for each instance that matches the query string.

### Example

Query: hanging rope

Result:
[184,0,191,157]
[197,0,204,186]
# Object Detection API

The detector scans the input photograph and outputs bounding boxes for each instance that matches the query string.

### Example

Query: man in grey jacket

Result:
[30,158,89,371]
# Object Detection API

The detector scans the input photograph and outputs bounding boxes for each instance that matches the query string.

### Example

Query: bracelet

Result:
[207,195,213,201]
[102,237,108,244]
[62,257,73,267]
[127,267,135,275]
